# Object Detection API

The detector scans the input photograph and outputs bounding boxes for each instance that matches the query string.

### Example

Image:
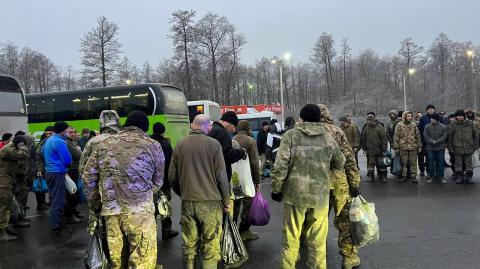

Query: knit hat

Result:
[15,130,26,137]
[367,111,376,117]
[339,116,349,123]
[153,122,166,135]
[397,111,404,118]
[220,111,239,127]
[44,126,54,132]
[300,104,321,122]
[366,114,375,121]
[1,133,13,141]
[261,121,269,128]
[455,109,466,118]
[124,111,149,132]
[431,113,441,121]
[237,120,250,133]
[53,121,69,134]
[426,104,436,110]
[99,110,120,130]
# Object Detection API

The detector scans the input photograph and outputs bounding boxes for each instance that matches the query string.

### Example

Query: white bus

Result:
[0,75,28,136]
[187,100,221,123]
[238,111,276,139]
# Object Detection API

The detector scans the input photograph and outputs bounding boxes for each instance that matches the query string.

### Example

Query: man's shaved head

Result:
[192,114,211,133]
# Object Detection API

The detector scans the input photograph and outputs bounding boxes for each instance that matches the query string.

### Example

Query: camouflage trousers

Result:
[282,204,329,269]
[0,187,13,229]
[333,200,359,261]
[367,155,387,174]
[181,200,223,262]
[233,196,253,233]
[400,150,418,177]
[104,213,157,269]
[14,174,29,209]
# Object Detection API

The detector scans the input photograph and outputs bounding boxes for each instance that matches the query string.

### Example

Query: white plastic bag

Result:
[349,195,380,248]
[472,150,480,168]
[65,174,78,194]
[231,155,255,199]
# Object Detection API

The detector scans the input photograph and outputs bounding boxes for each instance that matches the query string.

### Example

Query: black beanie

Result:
[45,126,54,132]
[426,104,435,110]
[455,109,466,118]
[53,121,69,134]
[397,111,404,118]
[153,122,166,135]
[2,133,13,141]
[15,130,26,137]
[125,111,149,132]
[261,121,269,128]
[221,111,239,127]
[300,104,321,122]
[367,111,376,117]
[431,113,441,121]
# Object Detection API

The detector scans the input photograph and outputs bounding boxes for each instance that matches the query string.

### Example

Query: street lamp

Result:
[467,49,476,110]
[403,68,416,111]
[271,52,291,127]
[125,79,133,85]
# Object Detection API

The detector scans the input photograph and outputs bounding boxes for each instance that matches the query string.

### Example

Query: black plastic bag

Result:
[222,214,249,268]
[391,155,402,177]
[84,217,110,269]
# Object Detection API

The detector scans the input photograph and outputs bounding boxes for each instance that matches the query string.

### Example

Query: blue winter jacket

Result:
[42,134,72,173]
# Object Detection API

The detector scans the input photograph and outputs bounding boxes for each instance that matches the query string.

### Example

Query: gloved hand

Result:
[350,187,361,197]
[12,135,26,148]
[271,192,283,202]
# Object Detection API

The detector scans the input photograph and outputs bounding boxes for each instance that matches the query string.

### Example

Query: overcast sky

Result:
[2,0,479,68]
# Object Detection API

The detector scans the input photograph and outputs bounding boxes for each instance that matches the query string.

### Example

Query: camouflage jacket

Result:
[361,120,388,156]
[82,126,165,216]
[447,119,479,155]
[16,136,35,176]
[79,127,119,174]
[271,122,346,209]
[0,143,30,188]
[393,113,422,151]
[340,123,360,150]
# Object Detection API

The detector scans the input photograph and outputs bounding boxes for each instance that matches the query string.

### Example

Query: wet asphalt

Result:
[1,153,480,269]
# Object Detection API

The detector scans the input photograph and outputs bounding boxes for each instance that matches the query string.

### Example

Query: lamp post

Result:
[467,49,476,110]
[402,68,416,111]
[271,52,291,127]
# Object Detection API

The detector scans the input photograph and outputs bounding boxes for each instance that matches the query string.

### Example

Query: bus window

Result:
[209,104,221,121]
[161,87,188,115]
[35,98,54,123]
[0,91,25,113]
[110,88,154,117]
[188,105,204,123]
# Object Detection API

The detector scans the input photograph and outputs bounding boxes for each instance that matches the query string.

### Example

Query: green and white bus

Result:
[25,83,190,146]
[0,75,28,136]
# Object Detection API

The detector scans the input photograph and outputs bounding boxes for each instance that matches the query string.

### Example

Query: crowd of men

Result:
[0,102,478,269]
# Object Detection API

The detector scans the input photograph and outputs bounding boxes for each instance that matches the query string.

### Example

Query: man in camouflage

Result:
[83,111,164,269]
[0,136,30,242]
[319,104,362,269]
[271,104,346,269]
[361,114,388,182]
[448,109,479,184]
[386,110,399,148]
[169,114,230,269]
[393,111,422,183]
[13,131,35,227]
[339,116,361,168]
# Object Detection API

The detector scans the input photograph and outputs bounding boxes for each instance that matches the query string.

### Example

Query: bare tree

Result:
[429,33,453,108]
[142,61,153,82]
[0,42,20,76]
[312,33,336,103]
[80,16,121,87]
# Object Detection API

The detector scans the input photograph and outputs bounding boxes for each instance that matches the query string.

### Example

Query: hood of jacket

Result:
[318,104,334,124]
[295,122,326,137]
[402,111,414,123]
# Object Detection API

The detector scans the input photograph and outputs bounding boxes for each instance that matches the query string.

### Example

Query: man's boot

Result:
[0,228,18,242]
[466,170,474,184]
[162,230,179,240]
[342,256,361,269]
[5,227,17,236]
[411,176,418,183]
[455,172,464,184]
[241,230,259,241]
[202,260,218,269]
[366,171,374,182]
[381,171,388,183]
[182,259,194,269]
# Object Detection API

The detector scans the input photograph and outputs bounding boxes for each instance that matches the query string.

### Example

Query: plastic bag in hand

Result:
[391,155,402,177]
[32,177,49,193]
[231,155,255,199]
[84,216,110,269]
[349,195,380,248]
[222,214,249,267]
[248,191,270,226]
[65,174,77,195]
[155,191,171,220]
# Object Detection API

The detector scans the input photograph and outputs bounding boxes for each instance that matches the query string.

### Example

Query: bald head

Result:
[192,114,211,133]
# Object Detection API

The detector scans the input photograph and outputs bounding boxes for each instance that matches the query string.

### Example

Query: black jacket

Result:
[208,122,244,181]
[151,134,173,191]
[256,130,268,155]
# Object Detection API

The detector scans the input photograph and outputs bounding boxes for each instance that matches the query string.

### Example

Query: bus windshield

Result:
[0,91,25,113]
[161,87,188,115]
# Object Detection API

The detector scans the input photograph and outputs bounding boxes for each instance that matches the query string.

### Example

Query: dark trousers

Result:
[418,147,427,173]
[427,150,445,178]
[65,169,79,217]
[46,172,66,230]
[36,192,47,206]
[233,196,253,233]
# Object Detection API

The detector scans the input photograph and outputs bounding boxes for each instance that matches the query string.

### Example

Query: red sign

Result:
[221,105,248,115]
[254,104,282,114]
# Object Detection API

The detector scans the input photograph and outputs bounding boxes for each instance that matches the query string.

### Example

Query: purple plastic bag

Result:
[248,192,271,226]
